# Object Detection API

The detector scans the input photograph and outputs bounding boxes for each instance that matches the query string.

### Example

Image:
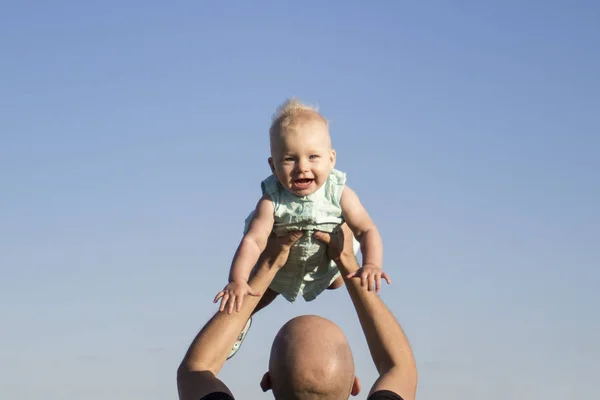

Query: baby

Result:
[213,98,390,358]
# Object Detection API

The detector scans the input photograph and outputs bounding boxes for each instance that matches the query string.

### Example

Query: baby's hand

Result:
[213,280,261,314]
[346,264,391,292]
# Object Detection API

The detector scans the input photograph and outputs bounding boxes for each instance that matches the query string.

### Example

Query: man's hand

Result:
[213,231,303,314]
[259,230,304,268]
[313,223,356,265]
[314,224,391,291]
[178,231,304,400]
[315,224,416,400]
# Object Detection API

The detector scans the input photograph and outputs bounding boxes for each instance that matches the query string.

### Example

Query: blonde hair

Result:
[269,98,329,139]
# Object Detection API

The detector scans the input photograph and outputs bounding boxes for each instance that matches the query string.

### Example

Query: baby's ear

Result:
[330,149,337,168]
[268,157,275,173]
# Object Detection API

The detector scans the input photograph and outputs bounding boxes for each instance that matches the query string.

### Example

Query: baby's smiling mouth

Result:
[292,178,314,189]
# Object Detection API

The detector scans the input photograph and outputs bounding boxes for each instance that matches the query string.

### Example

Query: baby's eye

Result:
[283,157,295,162]
[309,155,320,160]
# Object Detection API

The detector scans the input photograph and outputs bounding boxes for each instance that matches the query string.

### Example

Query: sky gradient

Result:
[1,1,598,399]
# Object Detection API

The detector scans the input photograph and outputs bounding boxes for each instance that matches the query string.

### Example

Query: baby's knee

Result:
[327,276,343,290]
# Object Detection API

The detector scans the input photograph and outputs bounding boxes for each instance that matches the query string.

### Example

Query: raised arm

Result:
[340,186,386,290]
[214,194,275,313]
[178,232,303,400]
[230,194,275,282]
[313,225,417,400]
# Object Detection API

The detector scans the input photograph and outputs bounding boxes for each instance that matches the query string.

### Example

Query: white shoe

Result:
[227,317,252,360]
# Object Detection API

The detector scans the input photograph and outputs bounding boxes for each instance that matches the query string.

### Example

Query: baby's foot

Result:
[227,317,252,360]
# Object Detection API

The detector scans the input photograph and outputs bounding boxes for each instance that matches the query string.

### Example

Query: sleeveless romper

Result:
[244,169,360,302]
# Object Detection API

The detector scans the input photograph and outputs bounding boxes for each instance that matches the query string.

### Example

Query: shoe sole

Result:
[227,317,253,360]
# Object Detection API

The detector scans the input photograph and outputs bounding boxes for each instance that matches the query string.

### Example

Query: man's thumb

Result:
[282,230,303,246]
[312,231,330,244]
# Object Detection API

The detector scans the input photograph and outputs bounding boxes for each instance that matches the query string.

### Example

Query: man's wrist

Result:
[333,253,360,276]
[257,251,288,271]
[250,254,285,286]
[259,235,298,270]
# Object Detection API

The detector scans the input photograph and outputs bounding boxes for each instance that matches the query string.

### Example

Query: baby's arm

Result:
[214,194,274,313]
[229,194,275,283]
[340,186,389,291]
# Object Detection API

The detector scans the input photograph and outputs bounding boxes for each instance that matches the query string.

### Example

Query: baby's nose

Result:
[296,158,309,172]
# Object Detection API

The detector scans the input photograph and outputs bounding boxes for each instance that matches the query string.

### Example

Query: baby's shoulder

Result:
[321,169,349,208]
[260,174,281,197]
[327,168,347,186]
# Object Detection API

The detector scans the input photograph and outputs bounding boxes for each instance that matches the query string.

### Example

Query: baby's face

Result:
[269,119,336,197]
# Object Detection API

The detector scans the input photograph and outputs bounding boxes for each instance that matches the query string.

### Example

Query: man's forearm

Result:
[179,254,280,375]
[336,254,416,378]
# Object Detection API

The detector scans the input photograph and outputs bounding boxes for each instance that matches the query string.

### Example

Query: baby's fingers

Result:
[382,272,392,285]
[361,272,368,288]
[213,291,225,303]
[227,295,237,314]
[346,270,358,279]
[375,275,381,293]
[368,274,376,292]
[219,293,230,312]
[248,288,262,297]
[235,295,244,313]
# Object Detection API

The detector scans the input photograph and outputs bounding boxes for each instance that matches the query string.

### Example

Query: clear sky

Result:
[1,1,598,399]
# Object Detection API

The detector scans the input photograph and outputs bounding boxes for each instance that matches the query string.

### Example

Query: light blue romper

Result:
[244,169,360,302]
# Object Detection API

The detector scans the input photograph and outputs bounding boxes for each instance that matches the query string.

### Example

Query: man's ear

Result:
[351,376,361,396]
[260,372,272,392]
[268,157,275,174]
[330,149,337,169]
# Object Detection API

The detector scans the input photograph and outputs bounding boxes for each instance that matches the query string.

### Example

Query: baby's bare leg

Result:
[327,275,344,290]
[252,288,279,315]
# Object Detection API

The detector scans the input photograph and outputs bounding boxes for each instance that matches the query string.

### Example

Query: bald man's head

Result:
[262,315,359,400]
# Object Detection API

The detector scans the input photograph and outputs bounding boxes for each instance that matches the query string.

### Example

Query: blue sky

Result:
[1,1,598,398]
